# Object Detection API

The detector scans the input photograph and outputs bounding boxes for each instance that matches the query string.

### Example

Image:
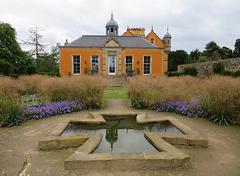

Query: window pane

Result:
[109,56,115,73]
[144,56,151,74]
[126,56,133,74]
[92,55,99,74]
[73,55,80,74]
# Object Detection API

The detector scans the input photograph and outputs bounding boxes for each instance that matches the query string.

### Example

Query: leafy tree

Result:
[168,50,188,71]
[0,22,34,75]
[219,47,233,59]
[188,49,201,63]
[233,39,240,57]
[210,51,222,60]
[26,65,37,75]
[204,41,220,57]
[198,55,208,62]
[0,60,14,75]
[35,44,59,75]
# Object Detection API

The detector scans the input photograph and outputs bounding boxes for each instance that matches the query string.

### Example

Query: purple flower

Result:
[21,100,86,120]
[152,100,208,118]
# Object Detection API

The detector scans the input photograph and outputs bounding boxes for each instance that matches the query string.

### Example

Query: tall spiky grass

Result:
[17,75,48,95]
[38,76,104,108]
[128,76,240,124]
[0,75,104,108]
[0,75,104,126]
[198,76,240,124]
[128,76,200,107]
[0,76,20,95]
[0,92,22,127]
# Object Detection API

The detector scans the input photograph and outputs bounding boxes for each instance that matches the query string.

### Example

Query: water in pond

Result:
[61,115,183,153]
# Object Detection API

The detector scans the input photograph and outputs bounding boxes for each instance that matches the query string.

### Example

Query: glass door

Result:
[108,56,116,75]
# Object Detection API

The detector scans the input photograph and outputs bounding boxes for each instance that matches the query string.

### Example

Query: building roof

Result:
[63,35,159,49]
[106,13,118,27]
[163,28,172,39]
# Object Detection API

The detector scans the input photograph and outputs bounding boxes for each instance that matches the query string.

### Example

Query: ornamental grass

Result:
[0,75,104,127]
[128,76,240,125]
[0,92,22,127]
[37,76,104,108]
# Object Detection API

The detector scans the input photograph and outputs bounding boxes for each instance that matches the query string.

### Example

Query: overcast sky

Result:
[0,0,240,52]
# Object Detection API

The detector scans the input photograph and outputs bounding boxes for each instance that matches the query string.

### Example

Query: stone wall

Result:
[178,57,240,76]
[102,48,122,78]
[102,38,122,78]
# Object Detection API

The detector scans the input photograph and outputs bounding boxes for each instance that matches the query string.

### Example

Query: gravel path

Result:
[0,100,240,176]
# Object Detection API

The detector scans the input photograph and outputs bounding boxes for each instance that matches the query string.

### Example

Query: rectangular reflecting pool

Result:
[61,115,183,153]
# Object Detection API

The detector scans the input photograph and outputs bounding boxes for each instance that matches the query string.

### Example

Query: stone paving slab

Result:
[38,111,208,170]
[38,135,88,150]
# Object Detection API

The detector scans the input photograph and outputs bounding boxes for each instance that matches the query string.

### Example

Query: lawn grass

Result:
[103,87,128,99]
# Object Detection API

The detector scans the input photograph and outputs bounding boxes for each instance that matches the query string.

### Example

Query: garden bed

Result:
[0,75,104,127]
[128,76,240,125]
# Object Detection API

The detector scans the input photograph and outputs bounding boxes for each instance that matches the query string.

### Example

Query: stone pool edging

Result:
[137,115,208,147]
[64,129,190,170]
[38,112,208,170]
[38,135,89,151]
[38,113,106,150]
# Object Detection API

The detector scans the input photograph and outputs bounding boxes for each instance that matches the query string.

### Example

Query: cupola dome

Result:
[106,12,118,36]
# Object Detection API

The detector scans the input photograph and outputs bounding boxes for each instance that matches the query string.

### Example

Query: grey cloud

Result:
[0,0,239,52]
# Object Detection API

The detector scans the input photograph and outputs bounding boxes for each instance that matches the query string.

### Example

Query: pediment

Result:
[105,38,120,47]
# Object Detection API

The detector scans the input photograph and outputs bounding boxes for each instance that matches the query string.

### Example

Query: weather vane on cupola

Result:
[106,11,119,36]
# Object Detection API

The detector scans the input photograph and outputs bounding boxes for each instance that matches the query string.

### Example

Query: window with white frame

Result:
[150,38,154,43]
[143,56,151,75]
[125,56,133,73]
[72,55,80,74]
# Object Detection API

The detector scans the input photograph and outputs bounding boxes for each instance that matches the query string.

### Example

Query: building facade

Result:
[59,14,172,77]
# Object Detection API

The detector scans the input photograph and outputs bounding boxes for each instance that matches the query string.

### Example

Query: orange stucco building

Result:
[60,14,172,78]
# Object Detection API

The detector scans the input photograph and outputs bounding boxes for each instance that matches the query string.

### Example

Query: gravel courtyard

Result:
[0,100,239,176]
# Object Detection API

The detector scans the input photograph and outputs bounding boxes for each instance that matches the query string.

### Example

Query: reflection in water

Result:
[62,116,183,153]
[105,123,118,151]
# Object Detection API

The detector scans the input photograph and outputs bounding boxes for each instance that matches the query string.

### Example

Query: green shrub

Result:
[128,89,147,109]
[131,98,147,109]
[216,69,240,78]
[0,60,14,76]
[183,67,198,76]
[0,93,22,127]
[213,62,225,74]
[26,65,37,75]
[38,71,60,76]
[167,72,184,77]
[234,70,240,77]
[198,55,208,62]
[222,70,234,76]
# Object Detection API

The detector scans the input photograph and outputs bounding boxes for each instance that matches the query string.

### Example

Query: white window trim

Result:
[90,55,100,74]
[125,55,134,73]
[143,56,152,75]
[72,55,81,75]
[108,56,116,75]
